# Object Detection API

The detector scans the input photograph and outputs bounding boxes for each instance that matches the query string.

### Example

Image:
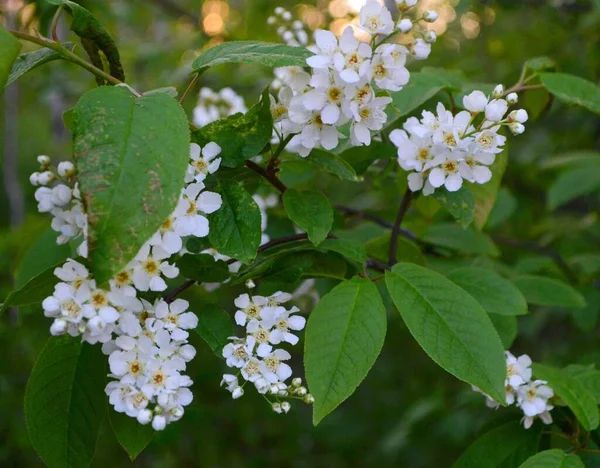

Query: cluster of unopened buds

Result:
[267,6,309,47]
[391,85,529,195]
[474,351,554,429]
[268,0,439,156]
[221,292,313,413]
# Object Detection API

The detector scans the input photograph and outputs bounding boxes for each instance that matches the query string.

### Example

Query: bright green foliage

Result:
[489,314,518,348]
[108,410,154,462]
[385,263,506,402]
[318,238,366,264]
[207,180,262,263]
[305,277,387,425]
[192,41,313,73]
[25,337,106,468]
[540,72,600,114]
[193,91,273,167]
[365,236,426,266]
[547,166,600,210]
[295,149,361,181]
[518,449,584,468]
[423,224,499,256]
[176,254,230,283]
[1,263,61,316]
[533,364,599,431]
[511,276,586,308]
[338,141,397,175]
[447,267,528,316]
[194,304,233,356]
[565,365,600,404]
[433,188,474,228]
[7,46,69,87]
[453,421,541,468]
[283,189,333,246]
[72,86,190,285]
[0,23,21,92]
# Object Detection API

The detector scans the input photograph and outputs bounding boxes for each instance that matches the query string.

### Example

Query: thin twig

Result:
[502,84,544,96]
[335,204,420,242]
[267,134,294,174]
[491,235,578,284]
[245,160,288,193]
[50,5,63,42]
[389,189,413,266]
[179,73,200,105]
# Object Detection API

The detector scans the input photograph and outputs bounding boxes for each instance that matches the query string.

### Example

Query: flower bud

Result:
[281,402,291,413]
[50,319,68,335]
[296,386,307,396]
[179,344,197,361]
[245,279,256,289]
[293,21,303,30]
[397,19,413,33]
[506,92,518,104]
[292,377,302,387]
[463,90,488,113]
[492,84,504,98]
[29,172,40,186]
[57,161,75,178]
[396,0,418,11]
[303,394,315,404]
[232,387,244,399]
[87,316,106,335]
[269,385,279,395]
[423,10,439,22]
[509,109,528,123]
[424,30,437,43]
[37,155,51,167]
[267,16,276,25]
[137,409,153,425]
[272,402,282,414]
[282,11,292,21]
[282,31,293,42]
[38,171,55,186]
[485,99,508,122]
[274,7,285,15]
[170,406,184,421]
[509,122,525,135]
[152,415,167,431]
[51,185,73,206]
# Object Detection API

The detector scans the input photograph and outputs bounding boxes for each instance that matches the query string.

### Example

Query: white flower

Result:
[359,1,394,36]
[185,142,222,183]
[463,90,488,113]
[397,19,413,33]
[333,27,372,84]
[154,299,198,337]
[485,99,508,121]
[259,349,293,383]
[371,44,410,91]
[131,244,179,292]
[428,153,468,192]
[306,29,339,69]
[517,380,554,417]
[411,38,431,60]
[260,306,306,345]
[349,96,392,146]
[223,338,254,368]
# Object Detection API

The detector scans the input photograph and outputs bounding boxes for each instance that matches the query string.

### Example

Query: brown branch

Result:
[179,73,200,105]
[245,160,288,193]
[389,189,414,266]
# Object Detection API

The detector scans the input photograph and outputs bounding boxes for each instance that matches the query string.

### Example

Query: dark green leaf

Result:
[453,421,541,468]
[192,41,313,73]
[176,254,230,283]
[73,86,189,285]
[524,56,557,74]
[565,365,600,405]
[385,263,506,402]
[511,276,586,308]
[283,189,333,246]
[547,166,600,210]
[7,45,71,87]
[433,188,474,228]
[319,238,366,264]
[486,188,517,229]
[489,314,518,348]
[0,23,21,92]
[447,267,528,316]
[539,72,600,114]
[1,263,60,316]
[338,142,397,175]
[298,149,361,181]
[469,151,508,229]
[195,303,233,356]
[207,180,261,263]
[518,449,584,468]
[108,410,154,462]
[305,277,387,425]
[365,235,426,266]
[571,287,600,332]
[25,337,106,468]
[193,90,272,168]
[423,224,500,256]
[533,364,599,431]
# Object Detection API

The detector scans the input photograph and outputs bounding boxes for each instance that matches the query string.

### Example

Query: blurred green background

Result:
[1,0,600,466]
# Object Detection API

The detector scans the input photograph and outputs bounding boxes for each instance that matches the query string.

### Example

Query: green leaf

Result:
[486,188,517,229]
[73,86,189,285]
[433,188,474,228]
[453,421,541,468]
[299,149,361,181]
[541,151,600,170]
[365,235,426,266]
[1,263,60,316]
[338,142,397,175]
[565,365,600,404]
[192,41,313,74]
[489,314,518,348]
[533,364,599,431]
[207,180,261,263]
[385,263,506,402]
[524,56,557,74]
[571,287,600,332]
[193,90,272,168]
[283,189,333,246]
[423,223,499,256]
[518,449,585,468]
[0,23,21,92]
[511,276,586,308]
[108,410,154,462]
[469,151,508,229]
[16,227,70,289]
[7,45,71,87]
[447,267,528,316]
[539,72,600,115]
[25,337,106,468]
[176,254,230,283]
[319,238,366,264]
[53,0,125,82]
[305,277,387,425]
[195,303,234,356]
[547,166,600,210]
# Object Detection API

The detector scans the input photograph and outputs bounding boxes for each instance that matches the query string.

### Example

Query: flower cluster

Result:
[33,142,225,430]
[267,7,309,47]
[474,351,554,429]
[390,86,528,195]
[221,292,313,413]
[268,0,438,156]
[193,87,247,127]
